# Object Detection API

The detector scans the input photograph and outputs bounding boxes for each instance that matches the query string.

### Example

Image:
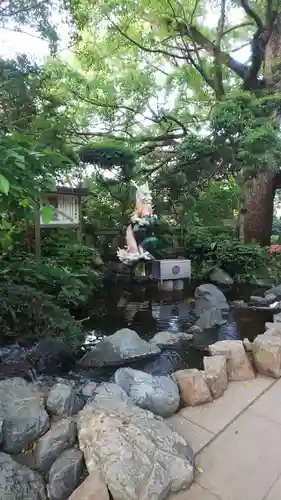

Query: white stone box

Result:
[151,259,191,281]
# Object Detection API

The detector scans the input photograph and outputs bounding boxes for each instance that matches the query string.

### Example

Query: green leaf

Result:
[41,206,53,224]
[0,174,10,195]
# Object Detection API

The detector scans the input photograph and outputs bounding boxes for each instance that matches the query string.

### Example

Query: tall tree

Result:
[60,0,281,243]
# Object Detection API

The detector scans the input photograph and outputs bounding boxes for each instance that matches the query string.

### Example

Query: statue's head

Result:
[132,181,152,205]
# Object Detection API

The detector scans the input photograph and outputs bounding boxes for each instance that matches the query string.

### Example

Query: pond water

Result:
[81,281,275,375]
[0,281,275,383]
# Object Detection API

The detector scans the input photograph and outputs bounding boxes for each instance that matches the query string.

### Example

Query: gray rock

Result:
[33,419,77,473]
[274,312,281,323]
[79,328,160,368]
[143,350,182,376]
[0,419,3,445]
[149,331,193,346]
[209,267,233,285]
[0,452,46,500]
[48,449,83,500]
[47,383,84,417]
[30,338,74,375]
[78,391,194,500]
[194,284,229,317]
[266,283,281,299]
[264,293,278,305]
[78,381,98,399]
[196,307,226,329]
[188,325,203,335]
[94,382,129,403]
[114,367,179,417]
[0,378,49,453]
[251,278,274,287]
[249,296,268,307]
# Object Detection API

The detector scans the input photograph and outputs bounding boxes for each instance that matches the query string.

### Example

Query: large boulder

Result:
[68,472,110,500]
[209,267,233,286]
[77,393,194,500]
[194,284,229,317]
[0,452,46,500]
[266,283,281,300]
[93,382,129,402]
[209,340,255,381]
[196,307,226,329]
[79,329,160,368]
[149,331,193,347]
[30,338,75,375]
[114,367,180,417]
[252,334,281,378]
[172,369,212,406]
[48,449,83,500]
[33,419,77,473]
[46,383,84,417]
[0,378,49,453]
[143,350,182,376]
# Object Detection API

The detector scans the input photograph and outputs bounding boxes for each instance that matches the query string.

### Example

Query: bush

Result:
[153,222,268,282]
[196,240,267,282]
[0,284,84,348]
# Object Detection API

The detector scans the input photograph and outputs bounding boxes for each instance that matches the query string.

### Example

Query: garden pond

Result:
[0,280,277,385]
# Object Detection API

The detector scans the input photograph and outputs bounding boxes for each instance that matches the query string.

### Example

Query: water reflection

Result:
[84,288,272,374]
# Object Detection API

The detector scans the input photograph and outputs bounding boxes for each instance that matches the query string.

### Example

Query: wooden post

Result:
[77,194,83,244]
[35,211,41,261]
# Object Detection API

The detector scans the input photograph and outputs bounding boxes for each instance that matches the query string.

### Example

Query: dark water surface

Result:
[0,281,275,382]
[82,281,274,373]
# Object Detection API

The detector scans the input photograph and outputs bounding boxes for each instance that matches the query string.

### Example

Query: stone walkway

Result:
[167,375,281,500]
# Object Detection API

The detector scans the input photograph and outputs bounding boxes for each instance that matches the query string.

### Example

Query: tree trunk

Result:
[243,172,275,245]
[243,9,281,245]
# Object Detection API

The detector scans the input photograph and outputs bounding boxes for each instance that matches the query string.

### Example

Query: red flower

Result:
[267,244,281,254]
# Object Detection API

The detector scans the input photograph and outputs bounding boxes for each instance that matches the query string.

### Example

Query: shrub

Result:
[0,284,84,348]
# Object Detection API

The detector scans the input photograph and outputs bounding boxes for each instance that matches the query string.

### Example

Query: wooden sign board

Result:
[40,194,80,228]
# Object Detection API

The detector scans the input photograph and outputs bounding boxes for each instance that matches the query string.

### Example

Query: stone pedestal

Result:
[158,279,184,292]
[158,280,174,292]
[174,279,184,291]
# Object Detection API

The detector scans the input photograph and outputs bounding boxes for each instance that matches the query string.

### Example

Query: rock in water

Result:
[48,449,83,500]
[0,377,49,453]
[149,331,193,347]
[143,350,182,376]
[209,267,234,286]
[0,452,46,500]
[30,338,75,375]
[79,328,160,368]
[47,383,84,417]
[33,419,77,473]
[194,284,229,317]
[196,307,226,329]
[114,367,180,417]
[266,283,281,300]
[77,394,194,500]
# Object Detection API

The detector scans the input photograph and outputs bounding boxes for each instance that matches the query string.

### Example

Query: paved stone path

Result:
[167,375,281,500]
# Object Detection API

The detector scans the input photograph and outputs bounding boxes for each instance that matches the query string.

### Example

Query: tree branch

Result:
[240,0,264,31]
[106,16,189,60]
[214,0,226,96]
[76,130,186,143]
[188,25,246,79]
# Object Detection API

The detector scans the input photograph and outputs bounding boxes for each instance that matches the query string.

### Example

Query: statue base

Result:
[158,279,184,292]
